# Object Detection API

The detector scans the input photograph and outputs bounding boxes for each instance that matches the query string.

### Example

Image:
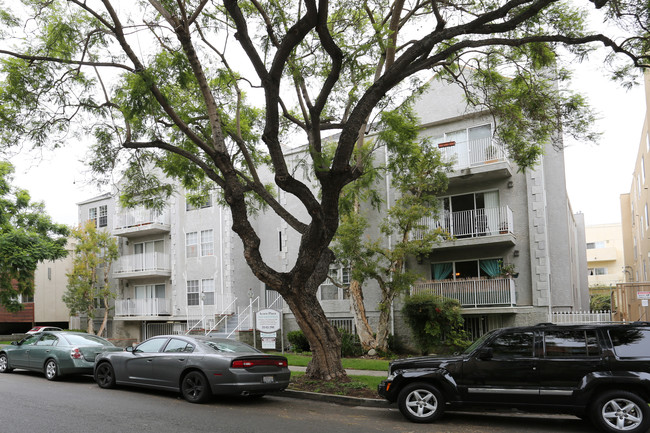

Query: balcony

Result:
[113,207,170,237]
[438,138,512,183]
[113,252,171,279]
[114,298,172,317]
[412,206,515,248]
[412,278,516,308]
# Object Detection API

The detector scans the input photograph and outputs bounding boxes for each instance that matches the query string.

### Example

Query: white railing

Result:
[438,137,507,170]
[412,206,514,240]
[266,289,285,310]
[412,278,516,307]
[113,252,171,274]
[114,207,170,230]
[115,298,172,317]
[227,297,260,339]
[185,293,238,334]
[551,310,612,324]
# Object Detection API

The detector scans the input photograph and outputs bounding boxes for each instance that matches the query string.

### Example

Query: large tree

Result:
[0,161,69,312]
[0,0,647,379]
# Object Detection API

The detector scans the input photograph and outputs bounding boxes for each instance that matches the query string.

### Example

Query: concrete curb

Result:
[272,389,391,408]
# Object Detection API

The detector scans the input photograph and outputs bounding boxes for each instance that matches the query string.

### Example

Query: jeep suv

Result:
[378,323,650,433]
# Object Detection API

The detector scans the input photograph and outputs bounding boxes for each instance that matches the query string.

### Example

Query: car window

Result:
[543,330,600,358]
[200,340,260,353]
[36,334,58,347]
[609,328,650,358]
[164,339,194,353]
[135,338,168,353]
[20,335,41,346]
[489,331,534,358]
[60,334,113,347]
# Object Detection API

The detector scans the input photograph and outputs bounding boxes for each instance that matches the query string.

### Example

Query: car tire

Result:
[591,390,650,433]
[94,362,116,389]
[0,353,12,373]
[181,371,211,404]
[44,359,58,381]
[397,382,445,423]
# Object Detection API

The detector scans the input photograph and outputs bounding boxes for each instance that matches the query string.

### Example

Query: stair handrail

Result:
[205,297,238,335]
[227,296,259,339]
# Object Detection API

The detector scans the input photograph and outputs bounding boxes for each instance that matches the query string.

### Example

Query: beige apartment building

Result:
[619,71,650,322]
[585,223,625,288]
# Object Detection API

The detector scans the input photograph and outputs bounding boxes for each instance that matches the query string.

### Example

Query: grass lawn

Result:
[276,352,390,371]
[289,371,383,398]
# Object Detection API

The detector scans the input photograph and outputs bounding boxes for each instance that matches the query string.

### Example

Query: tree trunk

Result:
[375,303,392,353]
[348,279,376,352]
[284,289,346,380]
[87,313,94,335]
[97,295,110,337]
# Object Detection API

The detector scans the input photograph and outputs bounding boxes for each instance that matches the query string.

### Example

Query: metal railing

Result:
[412,206,514,240]
[113,252,171,274]
[550,310,612,324]
[412,278,516,307]
[115,298,172,317]
[438,137,507,170]
[114,207,170,230]
[227,297,260,339]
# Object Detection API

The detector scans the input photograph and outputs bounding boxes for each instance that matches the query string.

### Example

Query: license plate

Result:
[262,376,275,383]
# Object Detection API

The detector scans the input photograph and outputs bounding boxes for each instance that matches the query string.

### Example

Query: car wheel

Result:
[44,359,58,381]
[591,390,650,433]
[94,362,116,389]
[0,353,12,373]
[397,382,445,423]
[181,371,211,404]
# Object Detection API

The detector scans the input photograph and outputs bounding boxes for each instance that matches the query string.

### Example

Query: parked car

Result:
[26,326,63,334]
[94,335,290,403]
[0,331,121,380]
[378,323,650,433]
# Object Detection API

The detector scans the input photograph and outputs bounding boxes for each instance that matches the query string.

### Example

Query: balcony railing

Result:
[412,206,513,240]
[113,252,171,276]
[115,298,172,317]
[412,278,516,307]
[438,137,507,170]
[113,207,170,236]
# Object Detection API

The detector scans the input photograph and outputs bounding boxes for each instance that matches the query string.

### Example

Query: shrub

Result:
[339,328,363,358]
[287,330,310,353]
[402,294,471,355]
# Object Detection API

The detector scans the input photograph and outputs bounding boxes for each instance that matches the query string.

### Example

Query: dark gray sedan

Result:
[94,335,290,403]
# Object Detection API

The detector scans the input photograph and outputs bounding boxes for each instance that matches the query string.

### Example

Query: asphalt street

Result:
[0,370,595,433]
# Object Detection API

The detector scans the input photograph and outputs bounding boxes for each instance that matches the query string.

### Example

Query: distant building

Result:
[585,223,625,288]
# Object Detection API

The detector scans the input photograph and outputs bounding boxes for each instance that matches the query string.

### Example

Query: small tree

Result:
[0,161,68,311]
[64,221,119,335]
[402,294,471,355]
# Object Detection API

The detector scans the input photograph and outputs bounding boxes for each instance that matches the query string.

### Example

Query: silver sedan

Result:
[94,335,290,403]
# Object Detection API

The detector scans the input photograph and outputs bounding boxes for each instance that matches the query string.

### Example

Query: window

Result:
[278,230,283,252]
[586,241,606,249]
[319,267,350,301]
[431,259,504,280]
[201,230,214,256]
[187,280,200,306]
[88,207,97,227]
[36,335,58,346]
[164,338,194,353]
[543,330,600,358]
[643,157,646,185]
[135,337,168,353]
[609,328,650,358]
[99,205,108,228]
[489,332,534,358]
[202,279,215,305]
[646,203,649,230]
[186,193,213,211]
[186,232,198,258]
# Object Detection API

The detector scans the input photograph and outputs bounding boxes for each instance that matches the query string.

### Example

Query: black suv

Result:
[378,323,650,433]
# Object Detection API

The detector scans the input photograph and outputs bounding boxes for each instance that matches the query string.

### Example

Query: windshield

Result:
[200,339,260,354]
[463,330,496,355]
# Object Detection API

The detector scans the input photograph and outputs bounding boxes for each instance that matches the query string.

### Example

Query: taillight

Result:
[70,348,82,359]
[231,359,287,368]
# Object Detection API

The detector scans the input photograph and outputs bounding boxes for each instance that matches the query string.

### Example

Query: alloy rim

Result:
[405,389,438,418]
[46,361,56,379]
[0,355,6,372]
[97,365,112,386]
[185,375,204,400]
[602,398,643,431]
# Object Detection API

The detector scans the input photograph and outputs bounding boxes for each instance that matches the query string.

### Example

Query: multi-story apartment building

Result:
[619,71,650,322]
[585,223,625,288]
[78,77,589,344]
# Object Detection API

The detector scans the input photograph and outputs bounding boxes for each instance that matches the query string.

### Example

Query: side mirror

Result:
[125,346,134,353]
[11,341,17,346]
[477,347,493,360]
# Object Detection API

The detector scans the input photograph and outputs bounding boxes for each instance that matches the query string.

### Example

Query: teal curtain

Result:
[480,259,500,277]
[432,263,453,280]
